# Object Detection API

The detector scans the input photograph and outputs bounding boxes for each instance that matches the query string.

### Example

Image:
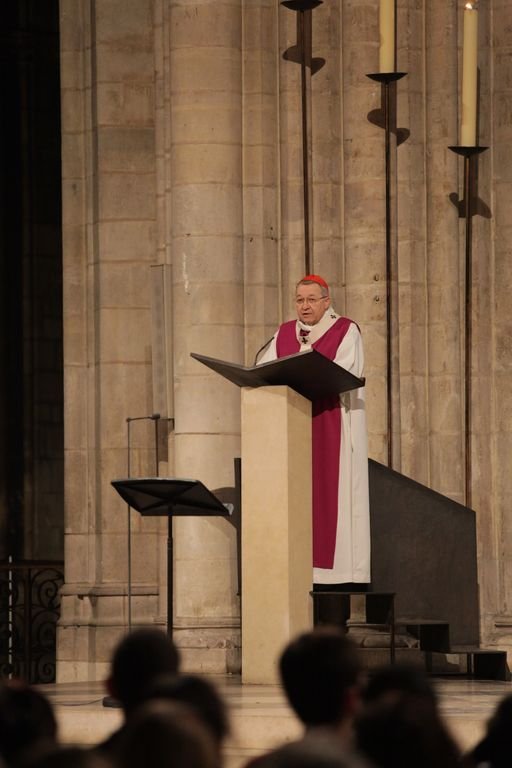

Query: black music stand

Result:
[111,478,232,637]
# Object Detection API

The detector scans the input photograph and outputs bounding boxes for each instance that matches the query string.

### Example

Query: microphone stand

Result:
[103,412,162,709]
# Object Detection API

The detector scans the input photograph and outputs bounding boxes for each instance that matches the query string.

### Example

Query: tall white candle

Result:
[379,0,396,73]
[461,2,479,146]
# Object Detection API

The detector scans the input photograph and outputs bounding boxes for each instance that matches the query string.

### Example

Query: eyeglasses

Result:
[295,297,328,306]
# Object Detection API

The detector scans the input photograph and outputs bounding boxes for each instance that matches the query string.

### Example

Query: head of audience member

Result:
[147,674,229,761]
[295,275,331,326]
[0,680,58,767]
[255,732,369,768]
[362,662,438,710]
[115,699,216,768]
[355,692,460,768]
[106,628,180,716]
[279,628,362,738]
[468,692,512,768]
[25,746,111,768]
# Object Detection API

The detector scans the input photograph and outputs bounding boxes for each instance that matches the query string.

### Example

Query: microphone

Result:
[253,335,275,366]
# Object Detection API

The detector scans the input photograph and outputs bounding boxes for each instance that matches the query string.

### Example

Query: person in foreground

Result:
[258,275,370,586]
[355,663,460,768]
[94,628,180,760]
[244,628,367,768]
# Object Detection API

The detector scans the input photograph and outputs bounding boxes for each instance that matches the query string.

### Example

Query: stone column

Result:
[168,0,243,672]
[395,1,429,483]
[424,0,464,502]
[340,0,388,462]
[485,0,512,646]
[58,0,159,680]
[242,0,281,360]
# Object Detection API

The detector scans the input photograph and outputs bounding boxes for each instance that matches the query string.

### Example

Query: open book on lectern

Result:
[191,349,365,402]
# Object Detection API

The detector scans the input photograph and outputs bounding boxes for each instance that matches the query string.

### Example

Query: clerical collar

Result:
[296,309,339,346]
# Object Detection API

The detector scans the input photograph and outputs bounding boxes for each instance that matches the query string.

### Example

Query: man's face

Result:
[295,282,330,326]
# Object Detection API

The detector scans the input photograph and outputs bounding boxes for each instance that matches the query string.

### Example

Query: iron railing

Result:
[0,560,64,683]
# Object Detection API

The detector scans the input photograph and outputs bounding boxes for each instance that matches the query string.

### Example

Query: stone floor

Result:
[40,676,512,768]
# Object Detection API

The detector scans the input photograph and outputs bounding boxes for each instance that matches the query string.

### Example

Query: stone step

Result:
[395,618,451,653]
[448,646,510,681]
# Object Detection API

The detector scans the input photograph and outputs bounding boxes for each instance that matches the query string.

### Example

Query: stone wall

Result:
[58,0,512,678]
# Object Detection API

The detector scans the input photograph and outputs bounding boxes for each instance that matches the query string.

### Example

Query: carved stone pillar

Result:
[167,0,243,672]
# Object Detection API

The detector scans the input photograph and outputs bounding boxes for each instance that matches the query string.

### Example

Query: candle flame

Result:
[465,1,478,9]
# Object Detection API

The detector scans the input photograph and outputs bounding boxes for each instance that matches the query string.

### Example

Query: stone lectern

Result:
[191,350,364,684]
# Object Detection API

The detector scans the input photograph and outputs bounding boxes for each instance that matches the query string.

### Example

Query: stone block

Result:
[95,45,153,82]
[98,127,155,173]
[98,172,155,221]
[171,184,242,237]
[243,99,279,147]
[173,433,241,489]
[60,88,84,135]
[171,282,243,329]
[243,53,276,97]
[171,236,243,284]
[172,143,241,186]
[59,2,86,53]
[95,0,152,45]
[427,322,461,375]
[61,179,85,227]
[400,434,430,487]
[63,534,91,583]
[368,433,388,465]
[428,433,464,500]
[360,323,387,371]
[428,376,463,433]
[243,145,278,188]
[243,187,278,238]
[171,49,241,97]
[177,647,236,675]
[312,184,342,239]
[98,262,151,308]
[173,374,241,434]
[175,556,238,620]
[64,452,88,532]
[98,366,152,445]
[98,307,151,363]
[399,375,428,435]
[174,325,244,375]
[174,515,236,563]
[171,4,241,51]
[494,183,512,228]
[495,324,512,371]
[61,132,84,180]
[97,83,154,126]
[99,220,156,263]
[365,373,388,435]
[243,4,276,51]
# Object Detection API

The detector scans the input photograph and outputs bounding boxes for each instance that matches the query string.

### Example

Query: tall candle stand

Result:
[448,144,488,509]
[367,71,406,469]
[282,0,323,274]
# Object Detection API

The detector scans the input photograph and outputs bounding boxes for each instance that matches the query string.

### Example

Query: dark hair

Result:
[279,628,361,727]
[362,663,437,706]
[148,674,229,747]
[470,693,512,768]
[110,629,180,714]
[356,694,460,768]
[116,699,215,768]
[0,681,57,766]
[25,746,110,768]
[258,734,364,768]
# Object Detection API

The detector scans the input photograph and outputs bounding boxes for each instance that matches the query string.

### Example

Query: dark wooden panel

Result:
[369,460,479,646]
